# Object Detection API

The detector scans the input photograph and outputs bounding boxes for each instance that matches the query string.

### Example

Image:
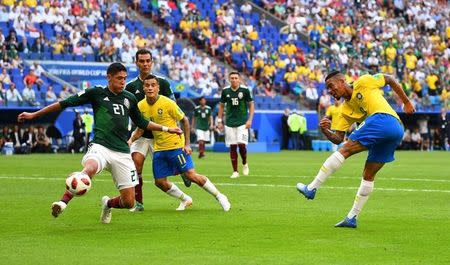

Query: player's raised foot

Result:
[242,164,249,176]
[335,216,357,228]
[51,201,67,218]
[100,196,112,224]
[296,183,316,200]
[216,194,231,211]
[180,173,192,187]
[230,171,239,179]
[176,196,193,211]
[129,202,144,212]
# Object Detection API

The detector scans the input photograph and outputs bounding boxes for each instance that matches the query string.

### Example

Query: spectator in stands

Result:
[240,2,252,14]
[34,126,51,153]
[45,85,57,104]
[121,44,134,64]
[411,128,422,150]
[21,125,35,154]
[0,68,12,85]
[30,37,45,53]
[0,83,5,105]
[304,85,318,110]
[23,69,44,90]
[22,83,40,106]
[30,62,45,78]
[417,115,430,151]
[58,86,71,100]
[318,90,331,116]
[0,125,11,149]
[6,83,22,104]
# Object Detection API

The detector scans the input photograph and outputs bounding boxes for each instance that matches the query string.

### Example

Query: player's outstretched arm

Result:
[146,121,183,135]
[18,102,62,122]
[128,128,144,146]
[319,117,345,144]
[384,75,415,114]
[180,116,192,154]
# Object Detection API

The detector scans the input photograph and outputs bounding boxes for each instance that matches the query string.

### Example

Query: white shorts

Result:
[225,125,248,147]
[130,137,154,159]
[82,143,138,190]
[196,129,211,142]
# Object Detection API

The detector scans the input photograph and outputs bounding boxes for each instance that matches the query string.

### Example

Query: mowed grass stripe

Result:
[1,176,450,193]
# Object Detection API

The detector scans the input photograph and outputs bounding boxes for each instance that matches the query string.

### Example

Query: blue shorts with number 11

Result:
[153,148,194,179]
[349,113,404,163]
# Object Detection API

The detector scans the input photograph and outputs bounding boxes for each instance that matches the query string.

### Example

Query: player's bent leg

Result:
[101,187,136,224]
[155,178,192,211]
[185,169,231,211]
[130,152,145,212]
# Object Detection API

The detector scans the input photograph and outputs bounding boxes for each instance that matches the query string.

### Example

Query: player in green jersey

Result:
[217,71,254,179]
[125,49,189,212]
[18,62,182,224]
[191,96,213,158]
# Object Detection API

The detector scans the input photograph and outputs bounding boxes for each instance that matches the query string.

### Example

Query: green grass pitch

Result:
[0,151,449,264]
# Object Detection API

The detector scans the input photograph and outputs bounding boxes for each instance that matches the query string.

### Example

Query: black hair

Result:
[107,62,127,75]
[229,71,240,77]
[144,74,158,81]
[135,49,153,61]
[325,70,341,82]
[199,96,205,100]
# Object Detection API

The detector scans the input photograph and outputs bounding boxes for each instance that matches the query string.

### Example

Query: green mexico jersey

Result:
[60,86,149,153]
[220,85,253,127]
[194,105,212,131]
[125,74,174,138]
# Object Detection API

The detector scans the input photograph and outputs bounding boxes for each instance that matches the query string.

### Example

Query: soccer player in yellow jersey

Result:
[128,75,230,211]
[297,71,415,228]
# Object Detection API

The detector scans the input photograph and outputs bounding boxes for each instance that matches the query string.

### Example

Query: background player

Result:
[191,96,213,158]
[125,49,189,212]
[18,63,182,224]
[297,71,415,228]
[128,74,230,211]
[217,72,254,179]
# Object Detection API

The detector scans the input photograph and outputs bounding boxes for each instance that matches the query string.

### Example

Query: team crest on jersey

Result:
[356,93,363,100]
[124,98,130,109]
[158,108,163,115]
[238,92,243,99]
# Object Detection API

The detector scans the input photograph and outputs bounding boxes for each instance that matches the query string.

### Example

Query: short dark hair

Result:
[325,70,341,82]
[199,96,205,101]
[229,71,240,77]
[107,62,127,75]
[144,74,158,81]
[135,49,153,61]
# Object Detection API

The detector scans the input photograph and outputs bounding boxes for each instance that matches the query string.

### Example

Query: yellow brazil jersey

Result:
[426,75,438,90]
[326,104,342,128]
[138,96,185,151]
[332,74,399,131]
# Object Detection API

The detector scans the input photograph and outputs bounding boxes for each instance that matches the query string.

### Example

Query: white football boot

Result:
[176,196,193,211]
[100,196,112,224]
[230,171,240,179]
[216,194,231,212]
[242,164,249,176]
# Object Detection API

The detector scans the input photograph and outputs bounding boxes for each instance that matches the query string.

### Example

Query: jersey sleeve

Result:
[59,87,95,108]
[355,74,386,90]
[169,100,185,121]
[129,98,149,129]
[245,88,253,102]
[220,89,227,103]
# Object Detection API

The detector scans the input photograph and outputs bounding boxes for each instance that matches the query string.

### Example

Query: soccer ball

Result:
[65,172,91,196]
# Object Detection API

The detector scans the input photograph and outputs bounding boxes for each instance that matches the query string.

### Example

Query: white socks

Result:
[202,178,220,197]
[347,179,374,218]
[166,183,189,201]
[308,151,345,190]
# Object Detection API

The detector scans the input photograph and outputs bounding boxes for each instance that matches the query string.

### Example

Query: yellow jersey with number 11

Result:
[332,74,400,132]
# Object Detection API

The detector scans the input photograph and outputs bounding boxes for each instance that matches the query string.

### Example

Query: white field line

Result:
[0,176,449,194]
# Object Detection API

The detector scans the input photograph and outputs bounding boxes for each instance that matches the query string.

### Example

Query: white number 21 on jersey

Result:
[231,98,239,106]
[113,104,125,115]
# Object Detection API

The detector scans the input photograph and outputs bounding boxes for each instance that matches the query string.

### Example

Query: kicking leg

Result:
[297,140,367,199]
[130,152,145,212]
[52,159,98,218]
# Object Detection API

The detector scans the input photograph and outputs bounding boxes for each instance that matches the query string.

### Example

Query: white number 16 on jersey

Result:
[231,98,239,106]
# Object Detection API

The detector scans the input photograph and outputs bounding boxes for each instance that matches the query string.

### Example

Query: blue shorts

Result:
[349,113,404,163]
[152,148,194,179]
